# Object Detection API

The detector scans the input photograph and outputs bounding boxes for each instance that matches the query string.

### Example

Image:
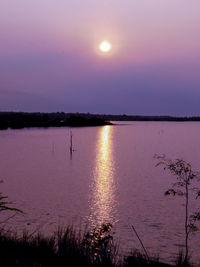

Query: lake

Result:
[1,121,200,264]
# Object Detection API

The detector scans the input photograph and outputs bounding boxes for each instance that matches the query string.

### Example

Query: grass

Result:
[0,223,181,267]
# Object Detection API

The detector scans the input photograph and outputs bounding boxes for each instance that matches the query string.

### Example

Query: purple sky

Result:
[0,0,200,115]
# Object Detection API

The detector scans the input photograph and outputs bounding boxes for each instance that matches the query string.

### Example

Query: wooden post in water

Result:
[70,131,73,155]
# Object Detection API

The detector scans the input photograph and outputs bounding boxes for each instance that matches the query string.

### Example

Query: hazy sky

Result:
[0,0,200,115]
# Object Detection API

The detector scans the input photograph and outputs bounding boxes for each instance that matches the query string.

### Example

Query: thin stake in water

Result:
[131,224,149,261]
[70,131,73,155]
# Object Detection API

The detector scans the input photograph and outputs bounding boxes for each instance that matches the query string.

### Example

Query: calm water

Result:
[1,122,200,263]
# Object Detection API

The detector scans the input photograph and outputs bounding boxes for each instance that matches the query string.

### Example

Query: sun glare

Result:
[99,41,112,53]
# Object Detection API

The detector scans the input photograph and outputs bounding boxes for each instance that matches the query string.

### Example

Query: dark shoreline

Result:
[1,111,200,130]
[0,112,113,130]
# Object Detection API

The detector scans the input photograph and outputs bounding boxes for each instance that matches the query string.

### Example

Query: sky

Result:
[0,0,200,116]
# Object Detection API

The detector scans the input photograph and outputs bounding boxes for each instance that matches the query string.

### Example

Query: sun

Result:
[99,40,112,53]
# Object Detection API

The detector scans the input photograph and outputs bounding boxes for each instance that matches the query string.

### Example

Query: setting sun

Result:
[99,40,112,53]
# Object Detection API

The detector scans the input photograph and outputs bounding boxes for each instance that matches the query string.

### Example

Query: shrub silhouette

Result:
[155,154,200,265]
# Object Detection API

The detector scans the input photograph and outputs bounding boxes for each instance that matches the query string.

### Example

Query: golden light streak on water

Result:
[88,125,117,227]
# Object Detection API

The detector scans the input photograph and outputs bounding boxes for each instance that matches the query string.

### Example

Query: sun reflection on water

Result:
[88,125,117,227]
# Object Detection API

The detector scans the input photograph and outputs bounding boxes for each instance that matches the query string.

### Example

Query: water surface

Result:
[1,122,200,263]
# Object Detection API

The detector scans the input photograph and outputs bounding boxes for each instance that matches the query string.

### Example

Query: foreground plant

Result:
[0,223,164,267]
[0,180,22,214]
[83,223,117,266]
[154,154,200,265]
[0,180,22,227]
[0,223,119,266]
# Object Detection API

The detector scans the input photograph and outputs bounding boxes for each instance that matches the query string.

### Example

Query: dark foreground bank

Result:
[0,223,186,267]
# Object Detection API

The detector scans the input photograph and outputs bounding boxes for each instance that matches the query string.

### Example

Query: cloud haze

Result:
[0,0,200,115]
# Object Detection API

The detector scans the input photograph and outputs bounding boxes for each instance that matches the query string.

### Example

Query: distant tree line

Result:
[0,112,200,130]
[95,114,200,122]
[0,112,112,130]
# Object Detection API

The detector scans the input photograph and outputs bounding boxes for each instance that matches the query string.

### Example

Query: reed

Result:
[0,223,174,267]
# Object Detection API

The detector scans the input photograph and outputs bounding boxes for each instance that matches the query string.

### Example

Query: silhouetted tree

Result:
[155,155,200,265]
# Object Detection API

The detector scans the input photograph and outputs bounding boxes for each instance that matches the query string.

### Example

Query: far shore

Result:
[1,111,200,130]
[0,112,113,130]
